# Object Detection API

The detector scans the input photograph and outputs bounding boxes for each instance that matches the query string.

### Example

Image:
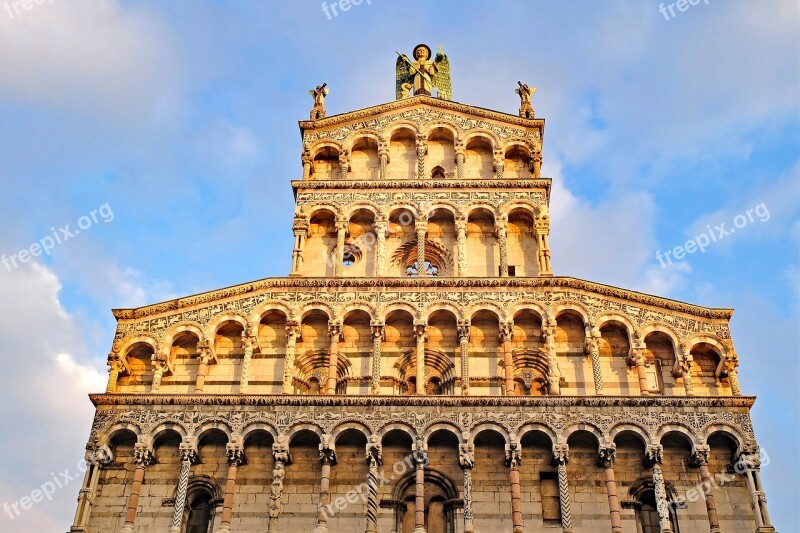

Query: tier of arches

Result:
[84,416,763,533]
[303,124,540,182]
[297,202,544,278]
[112,304,738,398]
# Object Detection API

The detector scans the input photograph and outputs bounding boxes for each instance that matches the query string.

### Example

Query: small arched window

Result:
[633,487,680,533]
[186,491,214,533]
[431,165,446,180]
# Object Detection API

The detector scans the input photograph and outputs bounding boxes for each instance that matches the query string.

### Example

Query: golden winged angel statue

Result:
[396,44,451,100]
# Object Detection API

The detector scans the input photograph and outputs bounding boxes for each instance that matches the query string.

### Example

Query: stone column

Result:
[195,340,216,393]
[690,446,721,533]
[459,441,475,533]
[458,321,471,395]
[494,149,504,179]
[150,353,170,393]
[169,443,198,533]
[739,449,775,532]
[496,215,509,277]
[553,443,574,532]
[302,145,312,179]
[414,322,427,394]
[531,153,542,178]
[499,321,515,395]
[314,440,337,533]
[724,352,742,396]
[505,438,524,533]
[268,436,291,532]
[646,445,673,533]
[534,210,552,275]
[411,445,429,533]
[291,216,309,276]
[334,219,348,277]
[629,341,650,396]
[374,216,387,276]
[455,142,465,180]
[415,219,427,277]
[371,321,384,394]
[120,443,153,533]
[378,143,389,180]
[70,444,113,532]
[282,321,300,394]
[218,444,244,532]
[678,344,694,396]
[543,317,561,395]
[339,150,350,180]
[585,325,603,394]
[456,216,467,276]
[326,322,342,394]
[599,444,623,533]
[239,326,256,394]
[416,134,427,180]
[365,437,383,533]
[105,353,124,393]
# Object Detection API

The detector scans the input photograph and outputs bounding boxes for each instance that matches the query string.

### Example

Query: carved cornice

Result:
[91,393,755,409]
[111,276,734,321]
[299,96,543,132]
[291,179,551,191]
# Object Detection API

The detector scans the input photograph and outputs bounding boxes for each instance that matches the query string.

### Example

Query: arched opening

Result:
[503,145,532,179]
[388,128,417,179]
[519,429,557,527]
[472,430,507,531]
[305,209,337,277]
[385,309,415,394]
[350,137,380,180]
[427,127,455,179]
[312,146,342,180]
[690,343,728,395]
[117,342,155,392]
[295,310,334,394]
[556,311,587,394]
[258,310,287,394]
[507,208,538,276]
[464,137,493,180]
[347,209,377,276]
[393,466,459,533]
[427,310,458,393]
[170,332,200,394]
[284,430,322,522]
[511,308,548,396]
[466,208,497,277]
[469,311,502,395]
[329,429,369,530]
[213,321,244,393]
[379,429,414,531]
[644,332,678,395]
[387,208,416,276]
[342,310,372,394]
[599,321,634,395]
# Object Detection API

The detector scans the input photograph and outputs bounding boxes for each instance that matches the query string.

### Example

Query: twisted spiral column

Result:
[169,445,197,533]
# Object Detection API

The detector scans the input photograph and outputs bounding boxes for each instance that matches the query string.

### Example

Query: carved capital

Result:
[499,321,514,343]
[552,443,569,465]
[645,444,663,467]
[690,445,711,467]
[226,443,245,465]
[457,321,471,341]
[328,321,343,341]
[133,443,154,467]
[459,442,475,469]
[179,443,199,464]
[598,443,617,467]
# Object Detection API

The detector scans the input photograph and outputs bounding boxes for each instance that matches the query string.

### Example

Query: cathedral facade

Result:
[69,47,776,533]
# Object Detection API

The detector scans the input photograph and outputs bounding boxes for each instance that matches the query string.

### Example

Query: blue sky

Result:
[0,0,797,530]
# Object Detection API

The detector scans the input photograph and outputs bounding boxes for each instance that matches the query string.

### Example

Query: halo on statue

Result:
[413,43,432,59]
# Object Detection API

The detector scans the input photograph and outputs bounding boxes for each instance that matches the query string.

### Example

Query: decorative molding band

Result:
[111,276,734,321]
[299,95,544,131]
[91,393,755,409]
[291,179,552,191]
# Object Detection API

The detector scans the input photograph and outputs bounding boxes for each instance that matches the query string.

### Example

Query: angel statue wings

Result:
[308,82,329,121]
[396,44,451,101]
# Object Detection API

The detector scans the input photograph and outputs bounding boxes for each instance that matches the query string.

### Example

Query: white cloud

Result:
[0,0,178,119]
[0,263,105,531]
